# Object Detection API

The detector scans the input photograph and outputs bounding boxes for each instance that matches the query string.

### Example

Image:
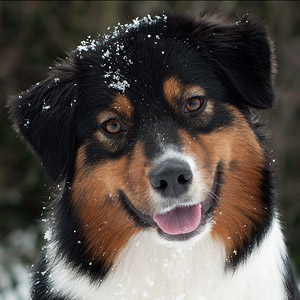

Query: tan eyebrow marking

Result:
[96,111,117,125]
[163,77,184,105]
[163,76,206,106]
[95,95,133,150]
[96,94,134,128]
[110,94,134,119]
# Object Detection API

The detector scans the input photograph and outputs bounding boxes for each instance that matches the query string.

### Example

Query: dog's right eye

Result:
[103,119,124,134]
[185,97,205,113]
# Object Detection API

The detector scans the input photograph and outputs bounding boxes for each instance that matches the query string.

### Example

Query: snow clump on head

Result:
[76,14,167,56]
[76,14,168,93]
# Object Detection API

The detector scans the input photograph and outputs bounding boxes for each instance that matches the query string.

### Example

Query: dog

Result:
[7,13,300,300]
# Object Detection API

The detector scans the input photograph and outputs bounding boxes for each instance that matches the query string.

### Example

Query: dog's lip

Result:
[119,164,221,233]
[120,192,212,230]
[119,191,156,227]
[119,189,215,234]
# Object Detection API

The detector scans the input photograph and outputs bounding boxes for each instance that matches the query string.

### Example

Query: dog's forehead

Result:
[77,15,219,116]
[98,30,195,97]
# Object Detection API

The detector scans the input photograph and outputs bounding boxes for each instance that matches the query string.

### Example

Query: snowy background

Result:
[1,1,300,299]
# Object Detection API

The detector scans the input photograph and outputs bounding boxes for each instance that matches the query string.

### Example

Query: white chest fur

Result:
[48,219,288,300]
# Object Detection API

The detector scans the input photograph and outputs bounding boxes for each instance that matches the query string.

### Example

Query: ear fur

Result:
[172,14,276,109]
[7,56,79,184]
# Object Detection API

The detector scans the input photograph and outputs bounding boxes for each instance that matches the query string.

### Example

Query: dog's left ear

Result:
[179,15,276,109]
[7,57,79,184]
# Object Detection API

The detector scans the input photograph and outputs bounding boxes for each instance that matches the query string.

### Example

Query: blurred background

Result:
[0,1,299,299]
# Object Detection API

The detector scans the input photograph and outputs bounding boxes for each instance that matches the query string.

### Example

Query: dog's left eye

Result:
[185,97,205,113]
[103,119,124,134]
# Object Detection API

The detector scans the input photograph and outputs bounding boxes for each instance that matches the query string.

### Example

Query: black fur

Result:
[7,13,299,299]
[7,14,275,183]
[8,61,79,184]
[168,14,275,109]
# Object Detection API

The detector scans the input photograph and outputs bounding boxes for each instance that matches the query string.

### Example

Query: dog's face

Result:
[8,15,274,268]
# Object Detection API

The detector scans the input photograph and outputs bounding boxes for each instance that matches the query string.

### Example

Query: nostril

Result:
[178,174,188,185]
[149,159,193,197]
[178,172,193,185]
[159,180,168,190]
[149,177,169,190]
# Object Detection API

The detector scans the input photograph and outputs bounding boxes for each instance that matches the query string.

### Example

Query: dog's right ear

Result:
[171,14,276,109]
[7,56,79,184]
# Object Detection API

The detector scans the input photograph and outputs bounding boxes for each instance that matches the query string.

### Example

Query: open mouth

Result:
[153,204,202,235]
[153,194,214,239]
[120,163,222,241]
[153,163,221,240]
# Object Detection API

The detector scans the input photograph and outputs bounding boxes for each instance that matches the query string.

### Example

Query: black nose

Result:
[149,160,193,198]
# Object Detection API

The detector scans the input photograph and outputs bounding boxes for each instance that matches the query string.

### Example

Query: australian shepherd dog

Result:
[7,13,300,300]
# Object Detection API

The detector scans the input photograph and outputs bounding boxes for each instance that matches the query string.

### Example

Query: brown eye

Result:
[185,97,204,113]
[103,119,124,134]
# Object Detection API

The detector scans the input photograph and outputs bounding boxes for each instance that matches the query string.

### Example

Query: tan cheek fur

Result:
[72,142,152,267]
[125,143,155,214]
[180,106,265,258]
[73,102,265,263]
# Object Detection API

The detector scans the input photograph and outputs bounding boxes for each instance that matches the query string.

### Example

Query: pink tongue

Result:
[153,204,202,235]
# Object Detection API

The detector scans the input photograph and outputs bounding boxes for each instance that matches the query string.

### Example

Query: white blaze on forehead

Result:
[152,148,197,172]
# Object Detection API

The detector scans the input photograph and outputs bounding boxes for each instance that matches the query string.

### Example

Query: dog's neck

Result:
[45,217,287,300]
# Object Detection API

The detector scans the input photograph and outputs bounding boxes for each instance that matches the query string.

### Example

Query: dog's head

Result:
[8,14,275,267]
